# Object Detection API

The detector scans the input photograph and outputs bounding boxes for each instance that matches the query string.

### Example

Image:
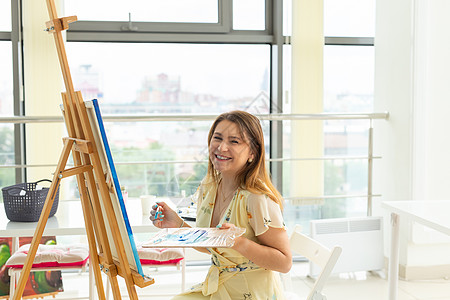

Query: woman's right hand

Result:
[149,201,184,228]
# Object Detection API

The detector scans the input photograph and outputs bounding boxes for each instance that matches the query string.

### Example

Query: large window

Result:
[4,1,379,230]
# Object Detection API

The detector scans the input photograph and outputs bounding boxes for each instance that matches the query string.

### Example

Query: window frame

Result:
[7,0,377,200]
[68,0,232,33]
[0,32,11,40]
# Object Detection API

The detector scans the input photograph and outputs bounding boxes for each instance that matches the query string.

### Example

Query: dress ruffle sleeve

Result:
[247,193,285,236]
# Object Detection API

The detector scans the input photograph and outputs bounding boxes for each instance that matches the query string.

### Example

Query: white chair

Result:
[283,225,342,300]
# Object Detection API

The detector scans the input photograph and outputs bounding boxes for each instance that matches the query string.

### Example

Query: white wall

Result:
[22,0,70,197]
[420,1,450,198]
[374,0,450,279]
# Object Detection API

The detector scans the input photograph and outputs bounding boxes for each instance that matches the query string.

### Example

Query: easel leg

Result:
[12,139,73,300]
[86,146,139,299]
[105,275,110,300]
[89,262,94,300]
[9,269,16,300]
[388,213,400,300]
[74,167,107,300]
[108,274,122,300]
[84,167,124,300]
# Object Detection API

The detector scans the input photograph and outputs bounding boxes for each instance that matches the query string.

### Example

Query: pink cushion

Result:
[5,243,89,269]
[136,244,184,265]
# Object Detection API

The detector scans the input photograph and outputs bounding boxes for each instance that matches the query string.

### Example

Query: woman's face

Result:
[209,120,253,177]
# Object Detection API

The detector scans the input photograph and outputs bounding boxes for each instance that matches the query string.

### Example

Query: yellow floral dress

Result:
[172,181,286,300]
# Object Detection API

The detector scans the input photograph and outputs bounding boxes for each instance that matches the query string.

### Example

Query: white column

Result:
[290,0,324,204]
[23,1,65,188]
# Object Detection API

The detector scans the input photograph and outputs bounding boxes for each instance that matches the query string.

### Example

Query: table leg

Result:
[388,212,400,300]
[11,236,19,253]
[10,237,20,297]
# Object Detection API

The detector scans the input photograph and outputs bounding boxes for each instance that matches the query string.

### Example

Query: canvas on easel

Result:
[59,99,145,277]
[84,99,144,276]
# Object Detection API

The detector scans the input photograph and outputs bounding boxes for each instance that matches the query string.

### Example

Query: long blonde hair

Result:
[206,111,283,209]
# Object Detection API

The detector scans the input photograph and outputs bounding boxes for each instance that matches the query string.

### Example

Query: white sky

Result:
[0,1,11,30]
[66,43,270,102]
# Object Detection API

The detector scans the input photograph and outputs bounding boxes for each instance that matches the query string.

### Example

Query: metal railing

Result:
[0,112,388,123]
[0,112,389,215]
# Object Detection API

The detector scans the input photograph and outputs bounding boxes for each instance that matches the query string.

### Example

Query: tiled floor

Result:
[52,261,450,300]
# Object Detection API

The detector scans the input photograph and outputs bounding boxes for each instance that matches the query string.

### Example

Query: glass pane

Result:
[281,151,370,233]
[324,0,375,37]
[0,42,15,197]
[66,42,270,197]
[324,158,368,196]
[282,157,369,233]
[324,45,374,112]
[0,124,15,193]
[324,119,370,155]
[0,42,13,116]
[66,43,270,111]
[282,119,371,230]
[233,0,265,30]
[110,120,209,198]
[64,0,218,23]
[0,1,11,31]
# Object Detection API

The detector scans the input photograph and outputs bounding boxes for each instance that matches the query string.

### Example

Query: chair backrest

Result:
[290,225,342,300]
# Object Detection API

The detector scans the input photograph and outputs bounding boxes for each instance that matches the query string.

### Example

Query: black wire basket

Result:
[1,179,59,222]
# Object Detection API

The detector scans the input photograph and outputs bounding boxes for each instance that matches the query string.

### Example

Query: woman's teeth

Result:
[216,154,230,160]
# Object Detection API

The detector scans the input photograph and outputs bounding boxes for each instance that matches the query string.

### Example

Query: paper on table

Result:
[142,227,246,248]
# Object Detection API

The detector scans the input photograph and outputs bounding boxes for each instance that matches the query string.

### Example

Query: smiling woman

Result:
[150,110,291,300]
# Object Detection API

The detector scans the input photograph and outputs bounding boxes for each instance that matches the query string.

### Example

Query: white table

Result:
[382,200,450,300]
[0,198,158,253]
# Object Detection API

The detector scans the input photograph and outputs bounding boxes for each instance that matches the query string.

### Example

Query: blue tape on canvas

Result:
[92,99,144,276]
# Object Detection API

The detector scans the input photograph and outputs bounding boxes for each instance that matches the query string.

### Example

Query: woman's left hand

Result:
[218,222,292,273]
[217,222,243,249]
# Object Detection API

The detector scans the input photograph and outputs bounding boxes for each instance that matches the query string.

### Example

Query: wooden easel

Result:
[11,1,154,299]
